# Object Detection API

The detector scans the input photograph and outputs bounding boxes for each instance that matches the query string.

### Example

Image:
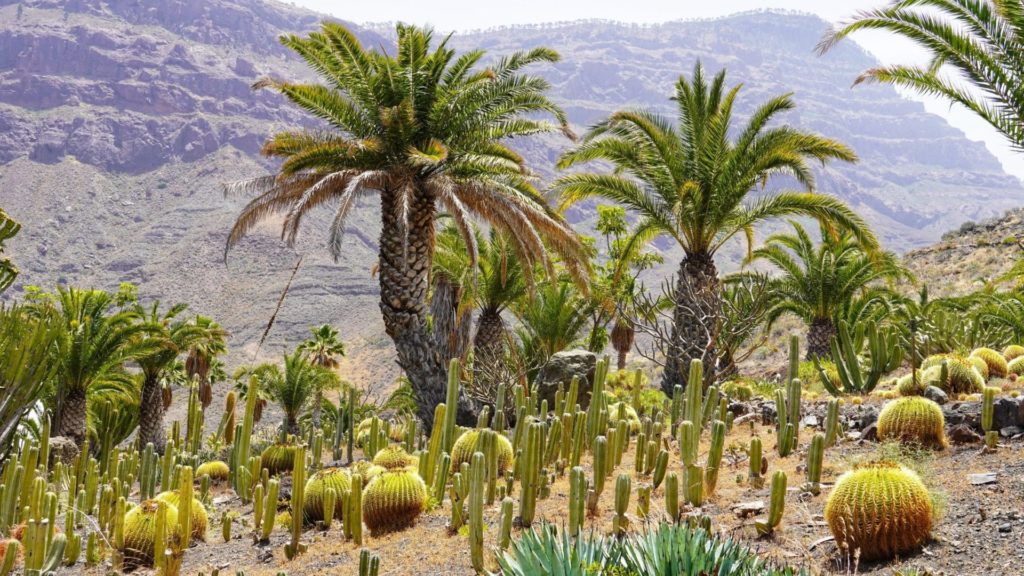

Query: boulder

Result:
[992,397,1023,431]
[924,386,948,405]
[948,423,982,444]
[48,436,80,467]
[535,349,597,410]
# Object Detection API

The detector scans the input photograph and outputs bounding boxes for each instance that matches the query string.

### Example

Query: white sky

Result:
[291,0,1023,180]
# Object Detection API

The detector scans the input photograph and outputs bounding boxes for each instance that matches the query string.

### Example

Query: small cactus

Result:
[303,468,351,524]
[260,443,299,476]
[371,446,417,471]
[155,490,208,542]
[1002,344,1024,361]
[755,470,786,536]
[825,461,932,560]
[613,474,630,536]
[451,430,514,475]
[704,420,725,496]
[804,433,824,495]
[122,499,179,569]
[748,437,764,489]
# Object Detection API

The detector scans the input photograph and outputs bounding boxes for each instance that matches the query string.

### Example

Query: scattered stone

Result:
[860,422,878,442]
[733,413,758,427]
[948,423,982,444]
[998,523,1012,533]
[924,386,948,405]
[968,472,997,486]
[732,501,764,518]
[999,425,1023,438]
[802,415,819,428]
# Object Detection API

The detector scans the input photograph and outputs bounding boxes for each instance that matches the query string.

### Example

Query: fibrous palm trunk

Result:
[431,276,471,363]
[660,252,721,396]
[806,318,836,360]
[611,318,635,371]
[137,373,166,453]
[379,184,475,429]
[57,386,88,447]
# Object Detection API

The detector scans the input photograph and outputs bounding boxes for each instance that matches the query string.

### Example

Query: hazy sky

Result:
[291,0,1023,180]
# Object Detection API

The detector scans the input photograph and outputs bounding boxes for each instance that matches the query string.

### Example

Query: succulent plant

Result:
[196,461,230,482]
[825,461,933,560]
[350,461,386,483]
[876,396,947,449]
[156,490,208,542]
[451,429,514,475]
[967,356,990,380]
[371,445,417,471]
[123,499,179,568]
[606,402,641,434]
[362,470,428,533]
[260,443,299,476]
[924,355,983,394]
[895,370,927,397]
[1003,344,1024,361]
[970,347,1008,378]
[1008,355,1024,376]
[304,468,352,523]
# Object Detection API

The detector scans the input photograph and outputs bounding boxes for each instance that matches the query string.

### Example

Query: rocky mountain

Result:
[1,0,1020,390]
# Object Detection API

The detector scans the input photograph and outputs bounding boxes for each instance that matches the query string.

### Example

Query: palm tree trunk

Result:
[137,372,166,453]
[311,388,322,429]
[431,276,471,363]
[806,318,836,360]
[378,184,475,429]
[660,252,721,396]
[57,386,88,447]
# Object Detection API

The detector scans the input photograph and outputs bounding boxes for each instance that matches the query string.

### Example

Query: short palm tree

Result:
[224,23,586,429]
[135,305,227,452]
[183,315,229,408]
[297,324,345,427]
[745,221,910,359]
[820,0,1024,151]
[556,63,874,394]
[514,280,591,381]
[48,287,152,446]
[257,351,339,435]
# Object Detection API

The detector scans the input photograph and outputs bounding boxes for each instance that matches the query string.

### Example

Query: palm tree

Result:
[514,280,592,382]
[745,221,910,359]
[257,351,339,435]
[556,63,874,394]
[183,315,229,409]
[224,23,586,429]
[297,324,346,427]
[135,305,227,452]
[820,0,1024,151]
[48,288,152,446]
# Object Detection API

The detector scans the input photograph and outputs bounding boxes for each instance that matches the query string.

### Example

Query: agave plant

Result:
[492,524,613,576]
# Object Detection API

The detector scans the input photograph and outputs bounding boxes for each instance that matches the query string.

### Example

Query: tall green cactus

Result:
[518,422,542,527]
[349,473,363,545]
[359,549,381,576]
[804,433,824,495]
[664,472,679,523]
[755,471,787,535]
[678,421,697,467]
[704,420,725,496]
[748,437,764,489]
[284,446,306,560]
[613,474,630,536]
[442,359,461,453]
[684,360,703,427]
[498,496,514,551]
[684,464,704,507]
[824,398,840,448]
[592,436,607,498]
[468,452,485,573]
[982,386,998,450]
[568,466,587,537]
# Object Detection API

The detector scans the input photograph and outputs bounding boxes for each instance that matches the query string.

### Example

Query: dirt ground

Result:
[69,410,1024,576]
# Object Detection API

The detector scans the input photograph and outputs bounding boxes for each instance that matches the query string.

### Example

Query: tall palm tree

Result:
[297,324,345,427]
[556,63,874,394]
[183,315,229,409]
[48,288,152,446]
[744,221,910,359]
[224,23,586,429]
[820,0,1024,151]
[257,351,339,435]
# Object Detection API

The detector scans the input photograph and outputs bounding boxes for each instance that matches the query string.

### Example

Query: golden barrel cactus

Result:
[1003,344,1024,361]
[606,402,642,433]
[968,356,989,380]
[371,445,417,471]
[123,499,179,568]
[156,490,208,542]
[1008,356,1024,376]
[196,461,230,482]
[924,355,983,394]
[260,443,299,476]
[362,470,428,533]
[350,460,386,482]
[450,430,514,474]
[970,347,1008,378]
[895,370,926,397]
[825,461,933,560]
[304,467,351,523]
[876,397,947,449]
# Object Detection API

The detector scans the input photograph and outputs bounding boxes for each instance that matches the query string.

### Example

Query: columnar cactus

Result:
[684,464,703,507]
[755,471,786,535]
[876,396,947,449]
[285,446,307,559]
[518,422,542,527]
[613,474,630,536]
[824,399,840,448]
[825,461,933,560]
[468,453,485,573]
[804,433,824,495]
[568,466,587,536]
[442,359,461,454]
[652,449,669,490]
[774,389,794,457]
[704,420,725,496]
[683,360,703,429]
[982,386,998,450]
[748,437,763,488]
[499,497,514,551]
[664,472,679,523]
[592,436,607,498]
[348,473,363,545]
[678,421,697,467]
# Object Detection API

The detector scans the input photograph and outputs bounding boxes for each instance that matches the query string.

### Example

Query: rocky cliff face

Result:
[0,1,1020,387]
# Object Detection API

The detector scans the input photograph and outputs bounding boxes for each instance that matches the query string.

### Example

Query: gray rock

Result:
[924,386,948,405]
[948,423,982,444]
[535,349,597,409]
[48,436,80,467]
[861,422,878,442]
[857,406,879,430]
[999,425,1023,438]
[992,397,1021,430]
